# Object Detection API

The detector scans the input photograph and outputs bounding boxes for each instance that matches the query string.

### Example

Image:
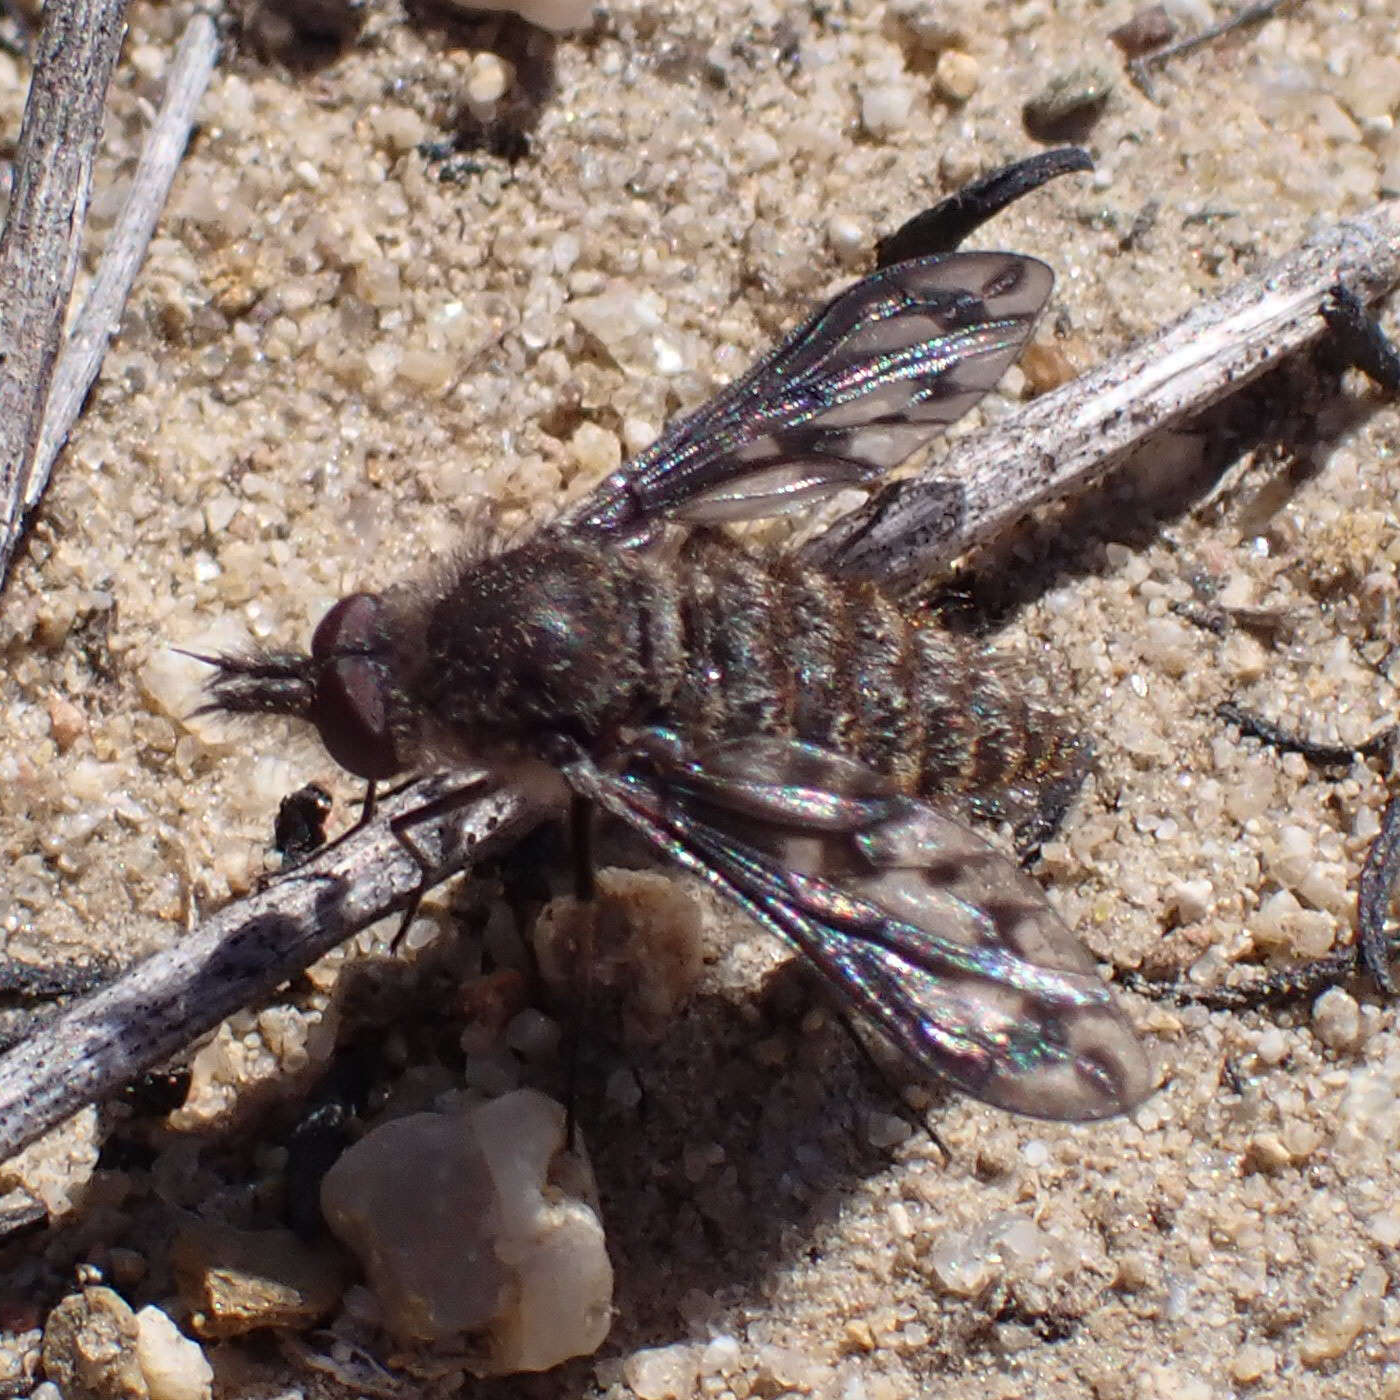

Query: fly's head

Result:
[198,592,408,782]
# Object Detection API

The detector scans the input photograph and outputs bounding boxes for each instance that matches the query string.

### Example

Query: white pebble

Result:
[570,421,622,477]
[934,49,980,103]
[397,347,456,392]
[1312,987,1363,1052]
[861,81,915,138]
[826,213,867,265]
[321,1091,612,1371]
[1166,878,1213,923]
[1341,56,1400,122]
[438,0,591,33]
[1249,889,1335,959]
[1299,1263,1386,1364]
[623,1343,700,1400]
[1230,1343,1277,1383]
[1220,630,1267,682]
[135,1306,213,1400]
[1368,1210,1400,1247]
[699,1334,741,1375]
[1223,757,1277,823]
[1266,823,1315,889]
[1141,616,1193,676]
[621,416,656,454]
[738,127,781,171]
[369,104,427,152]
[1254,1027,1289,1065]
[467,53,511,107]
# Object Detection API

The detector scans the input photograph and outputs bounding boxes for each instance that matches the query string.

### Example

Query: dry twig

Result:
[806,197,1400,581]
[0,0,128,584]
[27,11,220,520]
[0,778,538,1164]
[1128,0,1292,101]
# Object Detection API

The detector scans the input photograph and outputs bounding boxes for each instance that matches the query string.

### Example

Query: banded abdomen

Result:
[660,533,1086,832]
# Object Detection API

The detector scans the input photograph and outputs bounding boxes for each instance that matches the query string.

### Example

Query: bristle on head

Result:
[183,648,317,721]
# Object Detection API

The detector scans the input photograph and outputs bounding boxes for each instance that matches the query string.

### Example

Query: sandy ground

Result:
[3,0,1400,1395]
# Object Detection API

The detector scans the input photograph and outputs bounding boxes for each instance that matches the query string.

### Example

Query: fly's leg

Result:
[1128,0,1290,101]
[1216,706,1400,994]
[1167,252,1400,1001]
[1357,786,1400,994]
[1013,733,1095,865]
[384,780,496,952]
[1122,698,1398,1002]
[561,791,598,1147]
[826,1007,951,1163]
[1216,701,1394,766]
[1321,285,1400,394]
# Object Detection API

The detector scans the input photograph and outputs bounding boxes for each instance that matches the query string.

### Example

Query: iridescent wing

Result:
[563,731,1152,1121]
[565,252,1052,547]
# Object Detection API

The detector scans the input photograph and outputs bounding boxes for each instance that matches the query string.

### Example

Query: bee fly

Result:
[199,151,1153,1123]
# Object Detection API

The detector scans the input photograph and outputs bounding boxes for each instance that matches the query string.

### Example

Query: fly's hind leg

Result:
[561,791,599,1145]
[1320,285,1400,394]
[1215,705,1400,994]
[1011,730,1095,864]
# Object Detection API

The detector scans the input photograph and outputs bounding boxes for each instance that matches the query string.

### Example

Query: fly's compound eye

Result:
[309,593,401,781]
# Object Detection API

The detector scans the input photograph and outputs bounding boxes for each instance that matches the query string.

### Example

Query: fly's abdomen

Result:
[666,535,1084,826]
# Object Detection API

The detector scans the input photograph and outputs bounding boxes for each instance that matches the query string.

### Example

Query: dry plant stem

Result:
[807,197,1400,582]
[0,0,128,585]
[2,200,1399,1166]
[0,778,539,1165]
[27,10,220,515]
[1128,0,1291,101]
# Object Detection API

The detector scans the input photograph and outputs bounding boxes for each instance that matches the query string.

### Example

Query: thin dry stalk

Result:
[27,11,220,517]
[0,0,128,583]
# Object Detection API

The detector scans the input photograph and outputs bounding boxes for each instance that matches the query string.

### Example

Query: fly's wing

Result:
[564,733,1152,1121]
[565,252,1052,547]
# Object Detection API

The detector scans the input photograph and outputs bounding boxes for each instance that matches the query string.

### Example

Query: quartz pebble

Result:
[622,1343,700,1400]
[466,53,512,108]
[40,1288,147,1400]
[321,1090,612,1372]
[133,1308,212,1400]
[934,49,980,103]
[1299,1264,1386,1365]
[861,80,915,138]
[1312,987,1363,1052]
[438,0,592,33]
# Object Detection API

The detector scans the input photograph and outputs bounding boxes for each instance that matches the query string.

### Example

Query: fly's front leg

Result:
[383,779,497,951]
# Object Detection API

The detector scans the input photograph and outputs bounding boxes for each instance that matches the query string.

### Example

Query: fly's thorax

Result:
[395,532,686,759]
